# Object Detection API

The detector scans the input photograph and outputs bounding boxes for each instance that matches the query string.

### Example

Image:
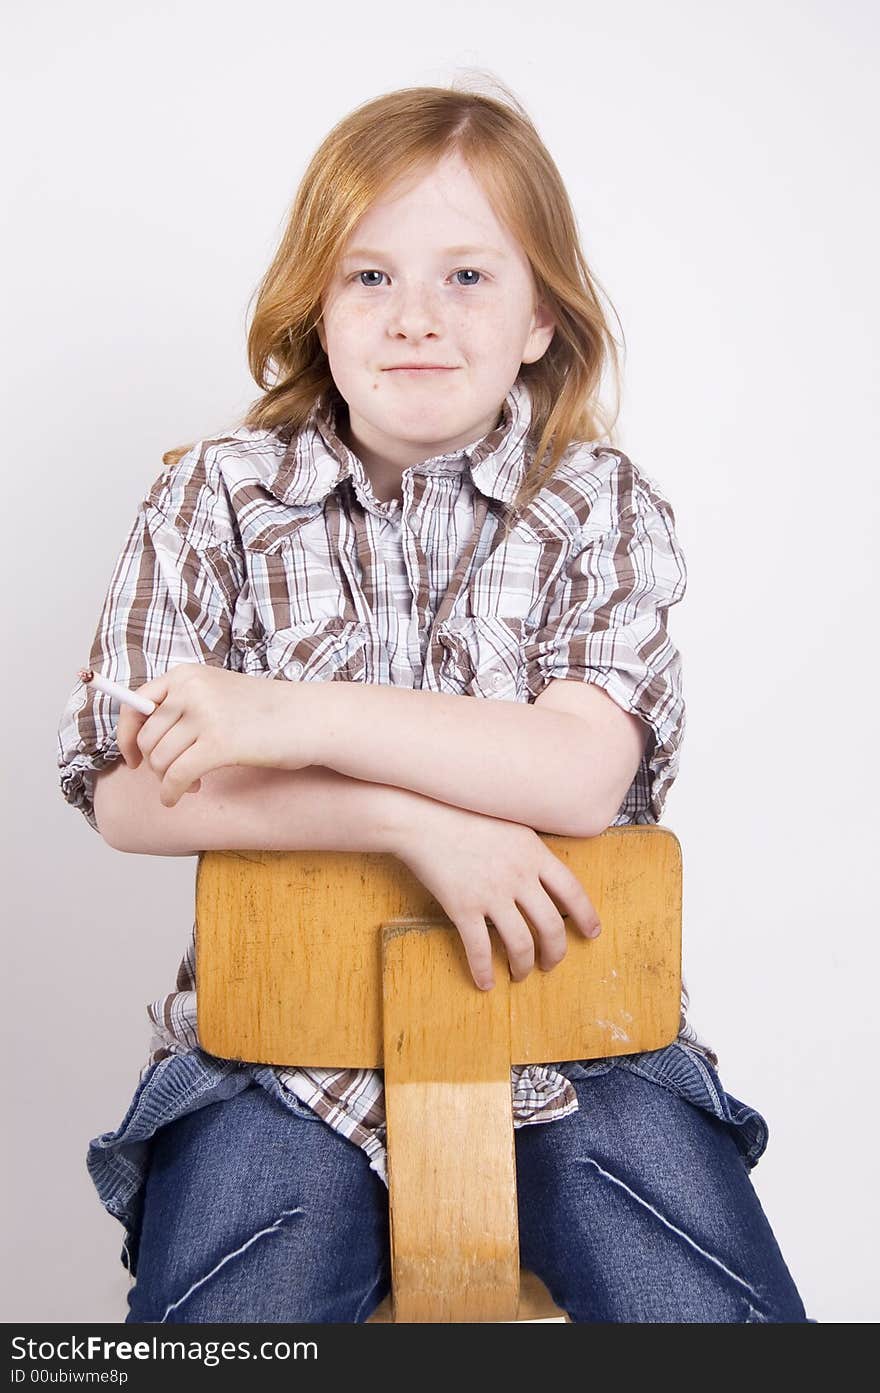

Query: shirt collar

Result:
[265,376,534,510]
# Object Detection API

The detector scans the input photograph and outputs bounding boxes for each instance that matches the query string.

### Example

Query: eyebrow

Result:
[340,244,506,262]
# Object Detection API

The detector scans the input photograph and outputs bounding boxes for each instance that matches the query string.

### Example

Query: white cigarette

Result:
[77,667,157,716]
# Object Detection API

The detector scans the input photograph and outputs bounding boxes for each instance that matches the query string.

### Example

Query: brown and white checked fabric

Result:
[57,375,717,1187]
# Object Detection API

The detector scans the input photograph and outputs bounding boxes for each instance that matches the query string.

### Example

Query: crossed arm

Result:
[95,676,646,852]
[285,677,647,839]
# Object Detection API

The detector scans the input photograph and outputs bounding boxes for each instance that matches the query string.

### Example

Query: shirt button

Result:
[287,660,304,679]
[490,671,507,689]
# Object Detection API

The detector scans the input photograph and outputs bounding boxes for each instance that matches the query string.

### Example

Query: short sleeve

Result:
[522,470,687,823]
[57,448,245,834]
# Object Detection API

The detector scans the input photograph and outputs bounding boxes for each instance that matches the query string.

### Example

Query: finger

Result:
[116,671,179,768]
[487,904,536,982]
[538,858,601,938]
[136,695,185,764]
[455,913,496,991]
[159,738,212,808]
[514,886,569,971]
[129,670,174,709]
[144,715,198,778]
[117,706,147,768]
[123,671,181,762]
[147,726,202,806]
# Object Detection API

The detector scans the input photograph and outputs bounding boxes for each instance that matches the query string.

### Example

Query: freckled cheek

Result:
[322,307,377,370]
[424,304,496,353]
[458,309,515,357]
[328,304,372,337]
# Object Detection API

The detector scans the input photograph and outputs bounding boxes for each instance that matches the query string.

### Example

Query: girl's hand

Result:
[390,799,602,990]
[116,664,310,808]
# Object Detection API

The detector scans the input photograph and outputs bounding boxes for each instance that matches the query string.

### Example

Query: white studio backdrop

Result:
[2,0,877,1323]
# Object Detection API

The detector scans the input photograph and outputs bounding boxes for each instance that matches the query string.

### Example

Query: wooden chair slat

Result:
[195,827,681,1068]
[382,921,519,1321]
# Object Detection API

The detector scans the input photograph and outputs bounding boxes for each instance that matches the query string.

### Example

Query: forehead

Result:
[342,154,518,257]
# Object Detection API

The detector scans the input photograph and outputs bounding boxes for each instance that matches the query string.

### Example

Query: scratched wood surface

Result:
[381,922,521,1321]
[195,825,682,1069]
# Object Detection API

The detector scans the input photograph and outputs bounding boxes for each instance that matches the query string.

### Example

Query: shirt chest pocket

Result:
[234,617,371,683]
[433,615,534,703]
[270,618,372,683]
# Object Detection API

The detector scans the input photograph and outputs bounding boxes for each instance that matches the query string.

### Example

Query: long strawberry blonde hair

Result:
[164,74,624,517]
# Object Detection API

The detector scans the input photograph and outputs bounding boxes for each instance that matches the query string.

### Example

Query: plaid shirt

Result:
[57,376,717,1188]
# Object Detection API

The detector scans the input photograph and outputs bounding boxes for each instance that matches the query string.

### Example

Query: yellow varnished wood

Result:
[195,826,682,1068]
[509,827,682,1061]
[193,825,682,1323]
[367,1267,569,1323]
[381,922,519,1322]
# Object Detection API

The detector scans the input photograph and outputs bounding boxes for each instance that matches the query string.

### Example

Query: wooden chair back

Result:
[195,825,682,1322]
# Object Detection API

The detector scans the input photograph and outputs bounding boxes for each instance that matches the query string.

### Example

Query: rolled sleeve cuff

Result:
[524,637,685,823]
[578,666,684,823]
[59,740,122,834]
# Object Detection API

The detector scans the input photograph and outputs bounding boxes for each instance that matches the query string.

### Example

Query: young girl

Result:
[57,81,810,1323]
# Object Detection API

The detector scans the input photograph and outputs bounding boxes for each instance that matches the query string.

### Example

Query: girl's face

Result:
[317,152,556,471]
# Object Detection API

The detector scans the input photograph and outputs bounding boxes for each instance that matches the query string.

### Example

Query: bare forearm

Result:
[288,683,595,837]
[95,759,418,857]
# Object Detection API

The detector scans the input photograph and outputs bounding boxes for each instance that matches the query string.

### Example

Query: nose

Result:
[385,282,443,339]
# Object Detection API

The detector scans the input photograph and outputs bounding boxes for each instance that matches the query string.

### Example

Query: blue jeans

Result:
[115,1058,809,1323]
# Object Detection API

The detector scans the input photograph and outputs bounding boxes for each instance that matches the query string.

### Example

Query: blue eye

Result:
[352,268,483,288]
